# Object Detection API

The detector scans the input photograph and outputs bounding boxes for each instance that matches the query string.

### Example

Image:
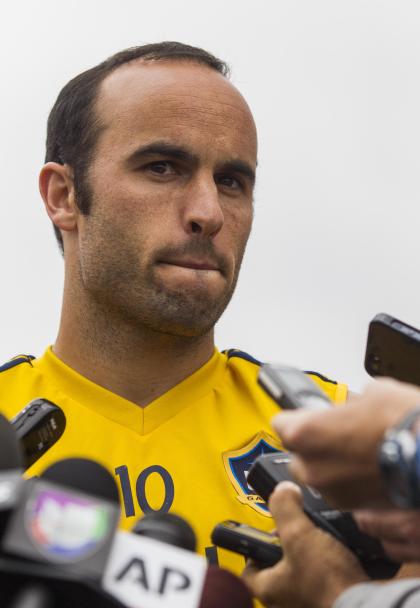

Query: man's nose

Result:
[182,174,224,237]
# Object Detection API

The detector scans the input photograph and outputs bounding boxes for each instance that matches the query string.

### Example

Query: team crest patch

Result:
[223,431,283,516]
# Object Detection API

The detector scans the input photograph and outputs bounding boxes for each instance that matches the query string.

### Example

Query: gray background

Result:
[2,0,420,390]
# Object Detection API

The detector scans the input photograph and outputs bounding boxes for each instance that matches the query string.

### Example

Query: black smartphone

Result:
[211,520,283,567]
[11,399,66,469]
[248,452,400,579]
[258,363,331,410]
[365,313,420,386]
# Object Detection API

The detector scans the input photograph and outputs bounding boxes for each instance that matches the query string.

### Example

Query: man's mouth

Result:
[158,258,220,272]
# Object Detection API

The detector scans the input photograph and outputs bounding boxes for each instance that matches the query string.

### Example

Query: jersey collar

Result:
[34,346,227,435]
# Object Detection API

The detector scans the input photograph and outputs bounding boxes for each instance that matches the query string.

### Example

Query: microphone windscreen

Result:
[0,413,23,471]
[41,458,119,504]
[199,566,253,608]
[132,512,197,552]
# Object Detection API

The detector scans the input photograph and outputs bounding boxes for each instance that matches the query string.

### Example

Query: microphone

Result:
[11,399,66,470]
[105,512,253,608]
[104,512,206,608]
[41,458,120,504]
[0,413,25,539]
[0,413,23,470]
[0,457,124,607]
[2,457,121,581]
[132,512,197,552]
[0,415,51,607]
[133,512,253,608]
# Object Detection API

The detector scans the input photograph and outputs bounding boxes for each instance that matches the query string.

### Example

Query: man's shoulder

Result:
[222,348,262,367]
[0,353,40,419]
[0,354,36,375]
[222,349,348,404]
[305,370,348,404]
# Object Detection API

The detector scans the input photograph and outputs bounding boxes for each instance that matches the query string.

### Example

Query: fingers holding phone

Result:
[242,482,367,608]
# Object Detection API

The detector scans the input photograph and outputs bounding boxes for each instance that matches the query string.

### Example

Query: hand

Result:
[272,379,420,509]
[242,482,367,608]
[355,509,420,563]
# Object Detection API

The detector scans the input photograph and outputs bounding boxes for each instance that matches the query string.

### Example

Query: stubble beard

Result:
[77,213,244,340]
[80,252,241,339]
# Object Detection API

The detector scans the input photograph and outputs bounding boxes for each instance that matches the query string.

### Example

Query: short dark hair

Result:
[45,42,230,252]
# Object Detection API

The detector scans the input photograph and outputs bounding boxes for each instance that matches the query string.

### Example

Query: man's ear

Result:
[39,162,78,233]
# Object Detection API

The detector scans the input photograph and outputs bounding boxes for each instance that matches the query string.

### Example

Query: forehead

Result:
[94,60,257,161]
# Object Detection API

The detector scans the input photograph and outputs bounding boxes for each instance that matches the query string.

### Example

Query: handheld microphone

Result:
[2,458,121,582]
[11,399,66,470]
[132,512,197,552]
[105,512,253,608]
[41,458,120,504]
[132,512,253,608]
[0,413,25,539]
[0,413,23,470]
[0,457,124,608]
[104,512,206,608]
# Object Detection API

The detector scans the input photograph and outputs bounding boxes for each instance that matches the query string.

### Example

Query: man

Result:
[244,379,420,607]
[0,42,346,573]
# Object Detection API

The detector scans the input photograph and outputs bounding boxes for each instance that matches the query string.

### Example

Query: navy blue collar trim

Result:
[222,349,262,366]
[0,355,35,373]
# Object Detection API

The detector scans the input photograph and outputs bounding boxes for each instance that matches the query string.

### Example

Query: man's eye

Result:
[146,161,175,175]
[216,174,242,190]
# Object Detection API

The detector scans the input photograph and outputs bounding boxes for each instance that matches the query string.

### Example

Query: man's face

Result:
[76,61,257,337]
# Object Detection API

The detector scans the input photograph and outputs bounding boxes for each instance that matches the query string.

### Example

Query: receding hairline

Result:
[93,56,253,131]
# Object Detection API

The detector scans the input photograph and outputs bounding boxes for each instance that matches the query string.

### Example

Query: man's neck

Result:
[54,300,215,407]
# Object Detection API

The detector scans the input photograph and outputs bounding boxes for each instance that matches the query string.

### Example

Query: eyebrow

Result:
[126,140,256,185]
[126,141,199,165]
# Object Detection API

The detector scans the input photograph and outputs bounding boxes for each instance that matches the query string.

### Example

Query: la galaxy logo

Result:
[223,431,283,516]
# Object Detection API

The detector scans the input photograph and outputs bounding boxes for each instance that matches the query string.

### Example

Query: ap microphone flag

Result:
[103,530,207,608]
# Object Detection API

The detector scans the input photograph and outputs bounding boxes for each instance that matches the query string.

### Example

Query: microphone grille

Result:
[41,458,120,504]
[132,512,197,552]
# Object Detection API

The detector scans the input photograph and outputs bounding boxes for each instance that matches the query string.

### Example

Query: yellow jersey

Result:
[0,347,347,575]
